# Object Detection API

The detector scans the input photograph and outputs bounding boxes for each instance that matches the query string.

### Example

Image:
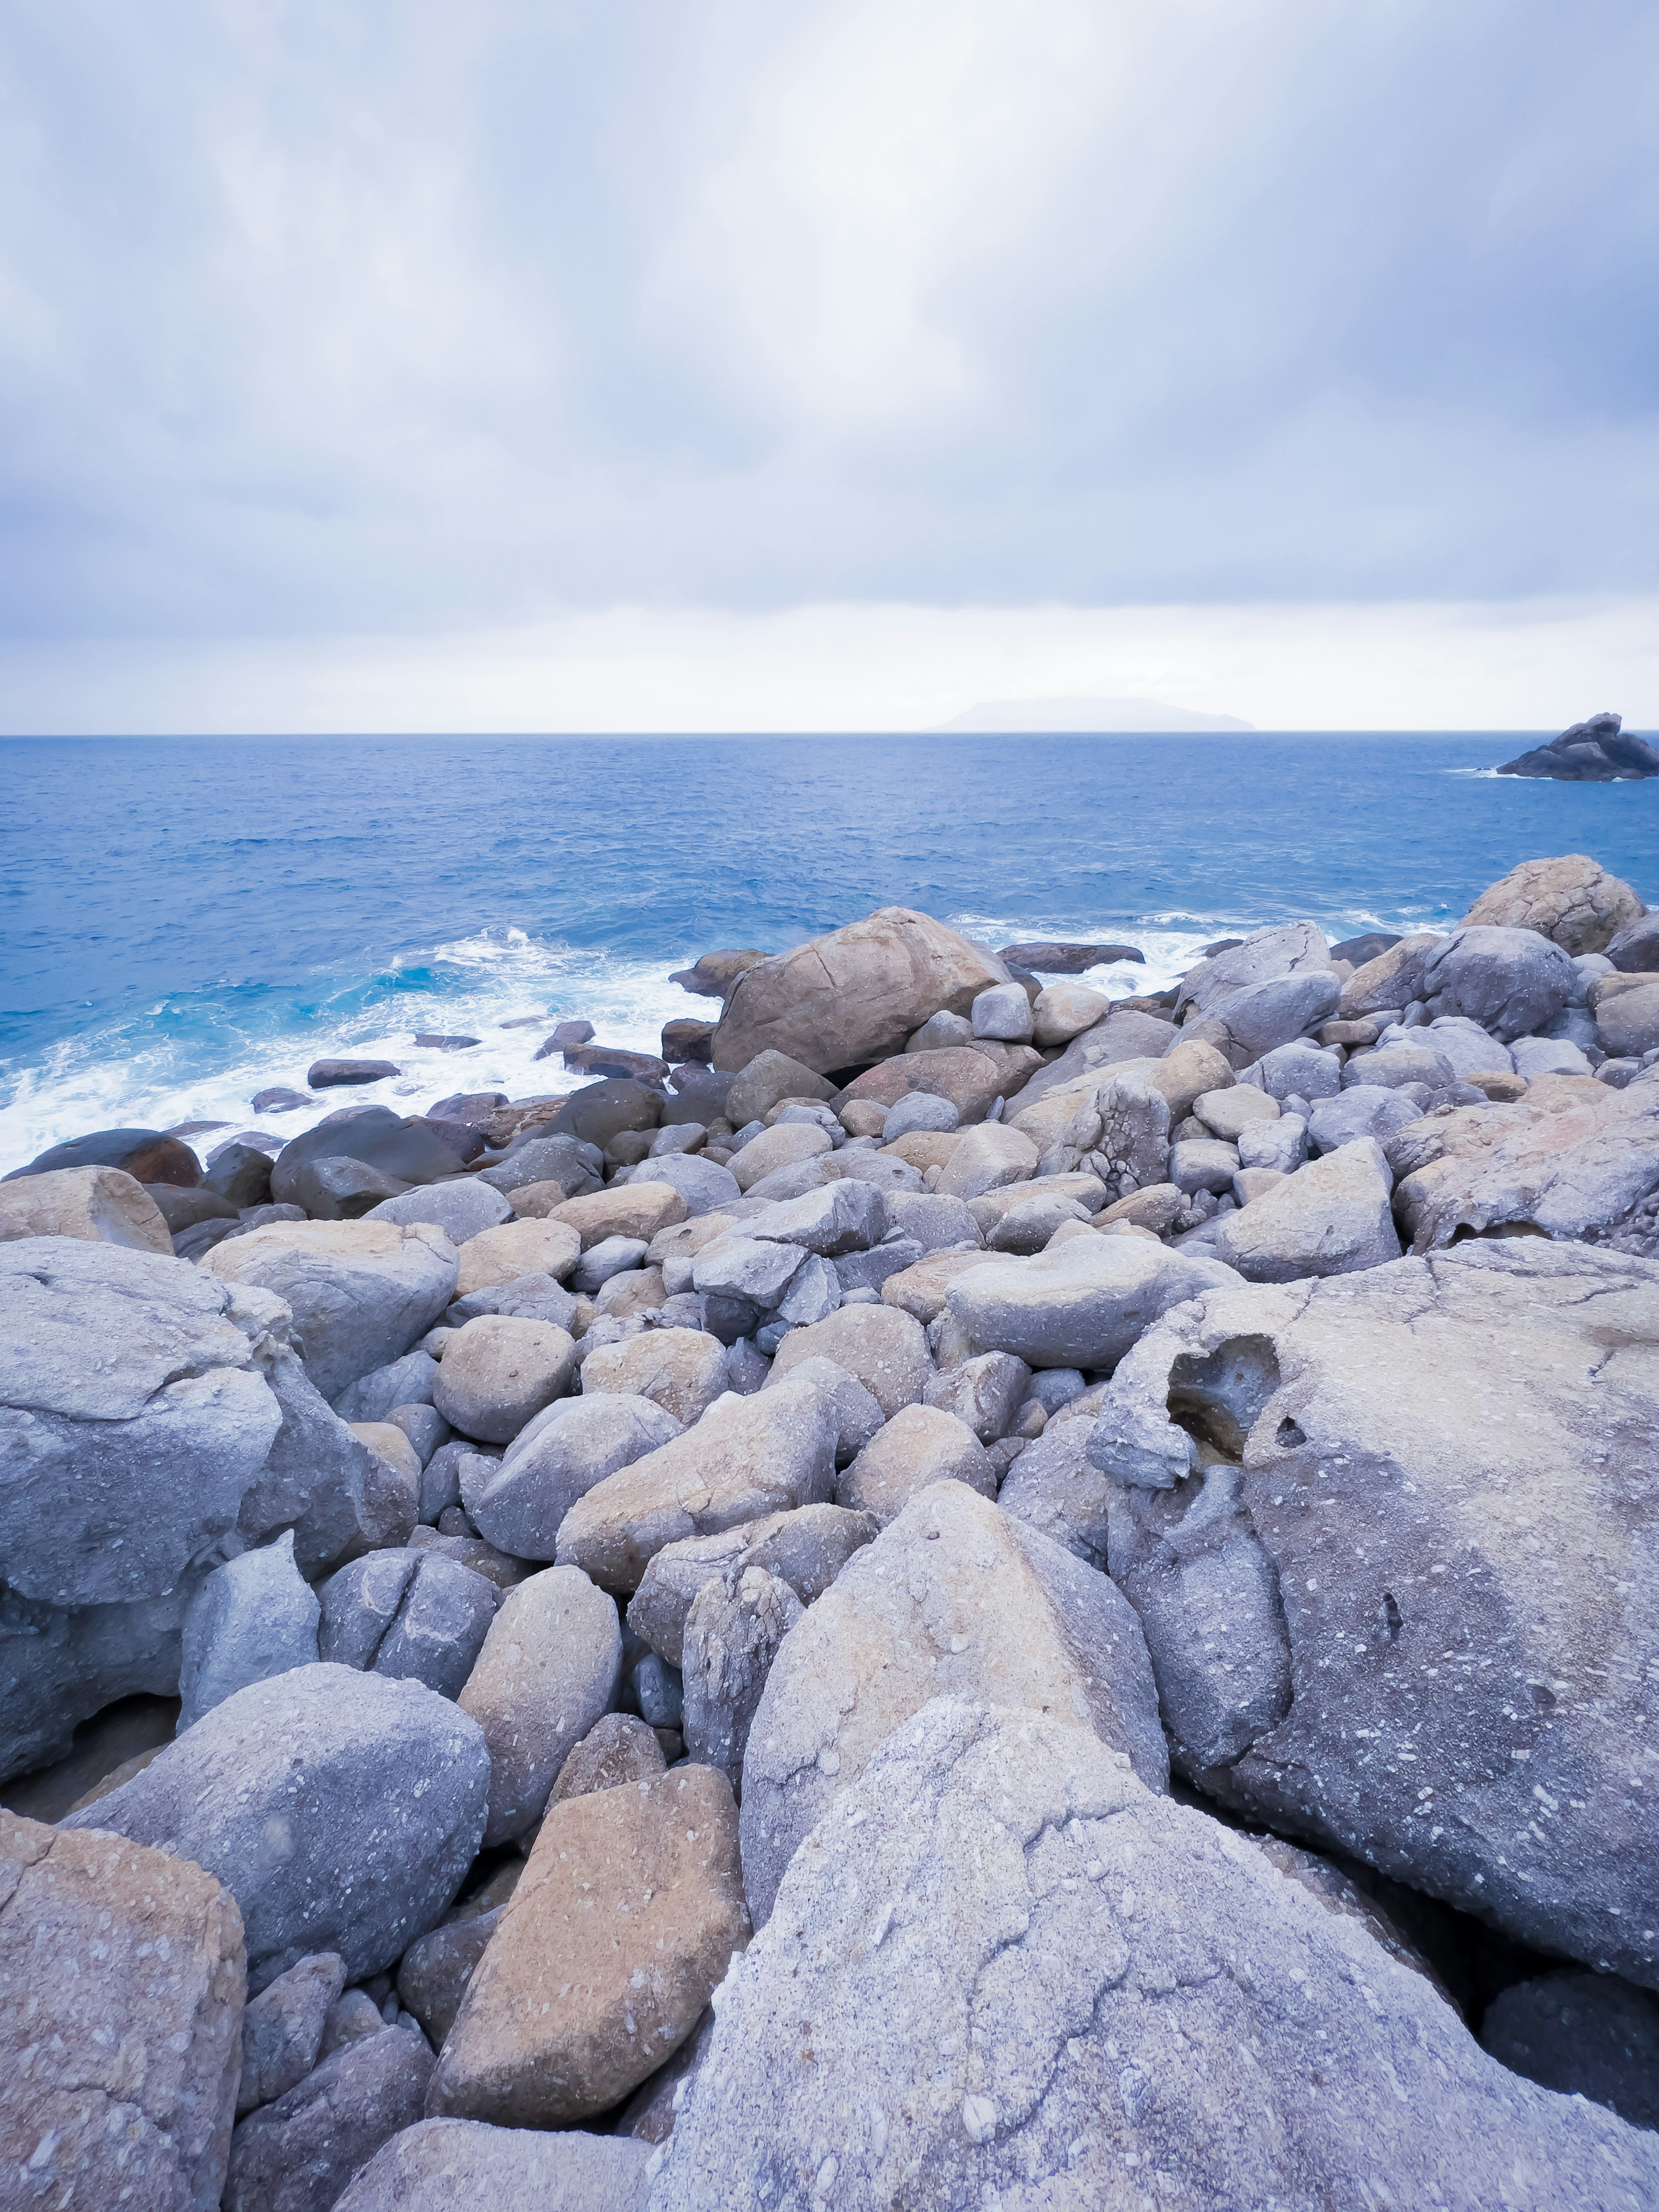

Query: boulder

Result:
[269,1107,464,1204]
[333,2120,652,2210]
[738,1483,1167,1925]
[1592,972,1659,1060]
[656,1699,1659,2212]
[1214,1138,1402,1281]
[549,1080,663,1150]
[943,1237,1238,1370]
[1174,922,1339,1056]
[1386,1073,1659,1253]
[9,1125,202,1187]
[1498,712,1659,781]
[880,1188,980,1253]
[431,1316,576,1444]
[248,1346,419,1576]
[1481,1969,1659,2129]
[457,1566,622,1845]
[1249,1039,1344,1100]
[681,1566,804,1783]
[1608,913,1659,973]
[836,1045,1015,1126]
[0,1163,173,1251]
[879,1248,996,1324]
[923,1349,1030,1440]
[332,1349,438,1426]
[727,1122,832,1192]
[238,1953,346,2115]
[551,1182,688,1248]
[712,908,1009,1075]
[178,1533,321,1729]
[550,1711,667,1804]
[554,1375,840,1593]
[1418,925,1578,1042]
[1084,1240,1659,1986]
[223,2022,434,2212]
[426,1766,749,2126]
[997,938,1144,973]
[882,1090,959,1140]
[836,1402,996,1523]
[572,1235,648,1292]
[1338,930,1444,1018]
[995,1410,1110,1569]
[364,1179,513,1243]
[970,981,1033,1042]
[581,1327,730,1426]
[723,1049,837,1126]
[933,1121,1038,1201]
[1194,1083,1281,1138]
[0,1808,245,2211]
[477,1133,605,1200]
[617,1152,741,1216]
[203,1220,457,1403]
[626,1504,878,1666]
[452,1217,580,1299]
[1030,980,1111,1046]
[1459,855,1646,956]
[63,1664,490,1987]
[903,1009,973,1052]
[742,1178,889,1254]
[671,949,768,999]
[1010,1009,1181,1116]
[1010,1065,1170,1189]
[766,1304,932,1416]
[464,1394,681,1558]
[328,1551,501,1700]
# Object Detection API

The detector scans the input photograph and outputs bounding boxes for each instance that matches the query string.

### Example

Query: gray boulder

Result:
[238,1952,346,2115]
[738,1483,1166,1925]
[1214,1137,1402,1281]
[477,1132,604,1199]
[462,1393,681,1558]
[1308,1082,1427,1154]
[656,1699,1659,2212]
[223,2022,434,2212]
[178,1532,321,1729]
[836,1402,996,1525]
[1419,925,1578,1042]
[63,1663,490,1987]
[1175,920,1340,1055]
[333,2120,652,2212]
[318,1549,502,1698]
[1084,1240,1659,1987]
[1481,1969,1659,2130]
[742,1177,887,1253]
[1249,1039,1343,1099]
[626,1504,878,1666]
[620,1151,741,1216]
[332,1351,439,1424]
[943,1236,1238,1370]
[765,1303,934,1416]
[923,1349,1029,1440]
[884,1091,958,1140]
[364,1178,513,1243]
[681,1565,804,1785]
[995,1412,1111,1569]
[447,1271,582,1330]
[879,1189,982,1252]
[1010,1007,1177,1114]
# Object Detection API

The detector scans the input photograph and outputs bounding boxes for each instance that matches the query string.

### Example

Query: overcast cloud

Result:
[0,2,1655,719]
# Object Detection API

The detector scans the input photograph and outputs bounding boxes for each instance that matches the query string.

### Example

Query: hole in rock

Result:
[1382,1591,1403,1641]
[1529,1682,1557,1710]
[1448,1218,1549,1243]
[1275,1416,1307,1449]
[1166,1335,1283,1459]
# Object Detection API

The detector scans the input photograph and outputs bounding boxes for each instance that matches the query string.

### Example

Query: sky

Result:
[1,0,1655,731]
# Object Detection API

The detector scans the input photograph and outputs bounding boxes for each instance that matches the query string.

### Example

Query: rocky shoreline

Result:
[3,852,1659,2209]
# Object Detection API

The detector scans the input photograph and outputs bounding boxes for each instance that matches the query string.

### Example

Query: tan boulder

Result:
[0,1808,245,2210]
[0,1165,172,1253]
[349,1421,424,1486]
[426,1766,749,2126]
[835,1402,996,1523]
[766,1303,933,1416]
[592,1265,667,1320]
[1339,931,1443,1018]
[550,1183,687,1249]
[879,1248,992,1323]
[505,1179,569,1217]
[454,1218,580,1298]
[1031,981,1111,1047]
[580,1326,731,1426]
[879,1129,963,1172]
[711,907,1008,1075]
[934,1121,1039,1201]
[727,1122,831,1192]
[432,1317,578,1445]
[836,1045,1016,1125]
[1459,854,1646,955]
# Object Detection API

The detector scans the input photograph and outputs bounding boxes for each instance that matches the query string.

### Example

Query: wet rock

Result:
[223,2021,434,2212]
[430,1316,576,1445]
[943,1236,1236,1370]
[626,1505,878,1666]
[457,1566,622,1845]
[463,1393,680,1558]
[738,1483,1167,1926]
[11,1125,203,1188]
[998,938,1144,974]
[0,1163,174,1251]
[1214,1137,1402,1280]
[453,1217,580,1299]
[178,1533,321,1729]
[63,1664,489,1987]
[364,1179,513,1243]
[1498,712,1659,781]
[0,1807,245,2210]
[681,1566,804,1783]
[836,1402,997,1523]
[766,1304,932,1416]
[1481,1969,1659,2128]
[270,1107,465,1204]
[333,2118,652,2210]
[239,1953,346,2115]
[1459,854,1646,957]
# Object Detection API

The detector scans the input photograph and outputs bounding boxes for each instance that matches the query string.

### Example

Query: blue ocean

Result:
[3,732,1654,1173]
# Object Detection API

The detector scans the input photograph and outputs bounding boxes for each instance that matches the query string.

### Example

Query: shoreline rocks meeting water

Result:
[4,852,1659,2208]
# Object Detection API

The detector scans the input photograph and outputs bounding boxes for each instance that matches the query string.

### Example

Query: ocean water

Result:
[3,732,1654,1173]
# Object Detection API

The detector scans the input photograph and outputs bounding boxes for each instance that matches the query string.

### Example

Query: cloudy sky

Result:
[1,1,1655,730]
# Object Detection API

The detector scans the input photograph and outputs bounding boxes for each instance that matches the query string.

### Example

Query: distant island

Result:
[934,693,1254,733]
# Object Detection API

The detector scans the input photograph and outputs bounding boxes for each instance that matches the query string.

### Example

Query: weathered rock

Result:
[547,1080,663,1151]
[1169,1134,1242,1193]
[1194,1083,1281,1138]
[1174,921,1339,1055]
[555,1375,840,1593]
[922,1348,1030,1440]
[656,1699,1659,2212]
[463,1394,680,1558]
[0,1808,245,2210]
[333,2119,653,2211]
[836,1402,996,1523]
[457,1567,622,1845]
[238,1953,346,2116]
[453,1217,580,1300]
[224,2021,434,2212]
[766,1304,932,1416]
[571,1235,648,1291]
[269,1107,467,1205]
[878,1248,993,1324]
[363,1179,512,1243]
[1084,1240,1659,1986]
[407,1526,530,1590]
[429,1315,576,1445]
[1608,912,1659,973]
[998,939,1144,974]
[626,1505,878,1666]
[1011,1064,1170,1189]
[723,1049,836,1126]
[1386,1073,1659,1252]
[353,1552,500,1699]
[739,1483,1166,1925]
[178,1534,321,1730]
[63,1664,489,1986]
[933,1121,1038,1201]
[727,1122,832,1192]
[1418,925,1578,1041]
[1460,855,1646,957]
[1308,1081,1427,1155]
[838,1044,1014,1126]
[1030,980,1112,1046]
[550,1711,667,1804]
[551,1182,688,1247]
[618,1152,742,1217]
[477,1132,604,1200]
[1249,1039,1344,1100]
[944,1236,1237,1370]
[1214,1137,1402,1280]
[712,908,1009,1075]
[0,1163,173,1251]
[426,1767,750,2126]
[681,1566,804,1783]
[743,1177,889,1254]
[1337,929,1443,1018]
[903,1008,974,1052]
[1592,972,1659,1060]
[995,1409,1110,1567]
[1481,1969,1659,2129]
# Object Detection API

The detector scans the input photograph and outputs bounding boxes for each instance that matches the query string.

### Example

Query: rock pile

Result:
[4,865,1659,2207]
[1498,712,1659,781]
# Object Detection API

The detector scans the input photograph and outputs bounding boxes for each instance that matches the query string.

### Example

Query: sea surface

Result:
[3,732,1654,1173]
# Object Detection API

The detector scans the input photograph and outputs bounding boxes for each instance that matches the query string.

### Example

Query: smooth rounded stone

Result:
[203,1220,458,1404]
[738,1483,1166,1926]
[626,1504,877,1667]
[307,1057,400,1088]
[549,1182,687,1248]
[0,1808,245,2209]
[882,1091,960,1141]
[223,2021,434,2212]
[970,981,1034,1042]
[880,1188,980,1253]
[1481,1969,1659,2128]
[903,1007,974,1052]
[545,1080,662,1151]
[363,1179,512,1244]
[766,1303,932,1417]
[1012,1011,1182,1119]
[1246,1039,1343,1101]
[725,1121,832,1195]
[1592,973,1659,1059]
[332,1350,438,1425]
[1417,924,1578,1042]
[571,1236,648,1292]
[63,1665,489,1987]
[933,1121,1037,1201]
[661,1700,1659,2212]
[1307,1082,1426,1154]
[1421,1014,1516,1080]
[427,1764,749,2127]
[13,1125,203,1187]
[632,1651,683,1728]
[477,1133,604,1201]
[269,1107,468,1204]
[648,1120,706,1155]
[386,1403,449,1465]
[555,1373,842,1594]
[334,2120,652,2212]
[454,1218,580,1300]
[1343,1041,1456,1093]
[1609,913,1659,973]
[578,1327,726,1426]
[617,1152,741,1218]
[178,1533,321,1731]
[681,1566,804,1784]
[238,1952,346,2117]
[879,1247,997,1324]
[1167,1135,1242,1194]
[691,1230,807,1306]
[840,1045,1011,1129]
[1214,1137,1402,1281]
[1193,1084,1281,1139]
[502,1177,572,1217]
[0,1163,174,1252]
[550,1711,667,1805]
[836,1402,997,1524]
[1236,1112,1308,1173]
[1511,1033,1593,1079]
[430,1316,576,1446]
[923,1349,1031,1441]
[458,1567,622,1846]
[1030,980,1111,1047]
[722,1049,837,1128]
[1088,1241,1659,1984]
[1460,853,1646,956]
[944,1235,1238,1371]
[967,1174,1106,1241]
[878,1128,961,1175]
[463,1395,681,1559]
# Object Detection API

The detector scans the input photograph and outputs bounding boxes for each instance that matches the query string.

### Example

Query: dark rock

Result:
[668,950,767,999]
[396,1912,501,2050]
[318,1550,502,1697]
[1499,712,1659,781]
[1330,930,1403,966]
[143,1182,240,1231]
[239,1953,346,2114]
[291,1155,414,1220]
[995,940,1145,973]
[662,1017,716,1065]
[223,2022,435,2212]
[550,1043,671,1087]
[6,1126,202,1187]
[253,1088,315,1113]
[308,1059,402,1087]
[550,1711,667,1803]
[419,1117,486,1165]
[549,1080,664,1149]
[663,1065,737,1125]
[496,1013,552,1030]
[0,1694,179,1825]
[167,1220,235,1262]
[548,1020,595,1048]
[1481,1968,1659,2128]
[1609,914,1659,973]
[476,1131,605,1199]
[1201,937,1246,957]
[270,1106,467,1205]
[205,1142,276,1208]
[413,1035,481,1051]
[428,1092,508,1124]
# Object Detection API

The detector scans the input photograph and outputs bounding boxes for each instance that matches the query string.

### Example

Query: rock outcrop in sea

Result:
[4,857,1659,2208]
[1498,710,1659,780]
